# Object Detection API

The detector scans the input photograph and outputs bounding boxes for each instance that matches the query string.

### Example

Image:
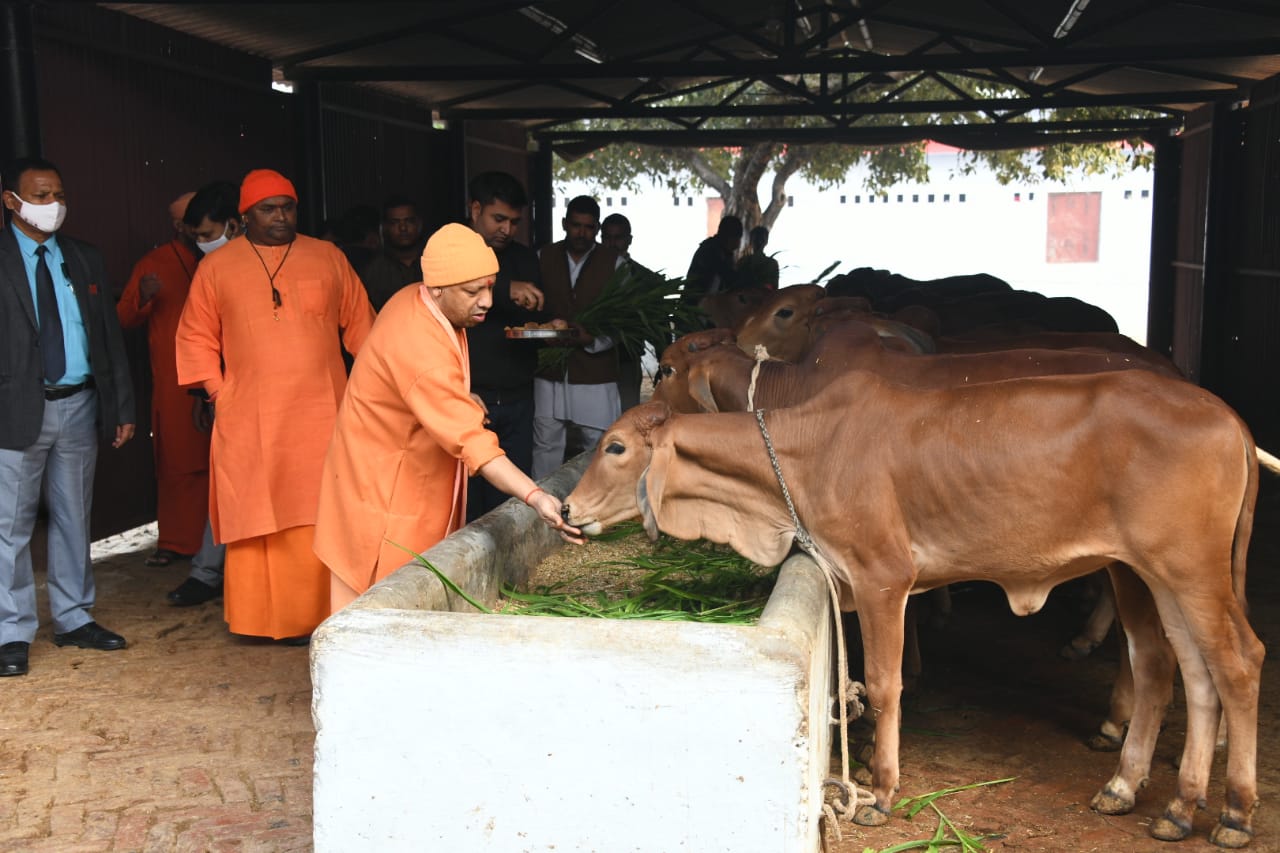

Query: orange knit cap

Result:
[421,223,499,287]
[238,169,298,213]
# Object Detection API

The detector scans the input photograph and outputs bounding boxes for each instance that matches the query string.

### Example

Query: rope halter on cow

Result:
[747,344,771,411]
[752,407,874,833]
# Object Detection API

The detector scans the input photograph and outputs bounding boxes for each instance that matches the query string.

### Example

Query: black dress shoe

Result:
[166,577,222,607]
[52,622,127,651]
[0,641,29,676]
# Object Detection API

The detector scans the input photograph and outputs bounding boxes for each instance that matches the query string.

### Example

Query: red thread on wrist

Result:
[523,486,544,505]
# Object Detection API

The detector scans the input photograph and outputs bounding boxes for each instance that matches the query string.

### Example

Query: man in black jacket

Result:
[0,157,136,677]
[464,171,548,521]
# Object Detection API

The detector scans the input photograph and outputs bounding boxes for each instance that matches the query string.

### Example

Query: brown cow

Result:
[734,285,1177,374]
[564,372,1262,847]
[734,288,935,361]
[655,317,1183,415]
[654,319,1187,743]
[698,287,772,331]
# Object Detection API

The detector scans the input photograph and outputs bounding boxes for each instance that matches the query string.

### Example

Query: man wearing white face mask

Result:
[0,156,136,677]
[118,181,240,595]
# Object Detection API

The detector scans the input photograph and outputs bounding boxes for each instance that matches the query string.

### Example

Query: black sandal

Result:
[144,549,192,568]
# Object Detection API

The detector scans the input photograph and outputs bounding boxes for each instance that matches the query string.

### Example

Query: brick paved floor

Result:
[0,524,313,853]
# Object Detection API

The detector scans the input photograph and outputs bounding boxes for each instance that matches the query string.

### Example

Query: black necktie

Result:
[34,244,66,383]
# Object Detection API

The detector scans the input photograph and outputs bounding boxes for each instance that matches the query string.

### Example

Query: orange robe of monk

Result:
[314,285,504,598]
[117,239,209,556]
[175,234,375,638]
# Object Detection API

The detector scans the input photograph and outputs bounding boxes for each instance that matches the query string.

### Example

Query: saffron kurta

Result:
[117,239,208,555]
[175,234,374,635]
[314,285,504,596]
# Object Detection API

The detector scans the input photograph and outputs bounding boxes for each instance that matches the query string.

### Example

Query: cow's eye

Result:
[605,442,625,455]
[659,365,675,378]
[776,307,794,319]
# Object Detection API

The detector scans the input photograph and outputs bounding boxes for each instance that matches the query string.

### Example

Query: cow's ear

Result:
[637,465,660,540]
[686,363,720,413]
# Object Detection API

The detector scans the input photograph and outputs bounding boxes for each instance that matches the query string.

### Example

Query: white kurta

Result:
[532,246,623,476]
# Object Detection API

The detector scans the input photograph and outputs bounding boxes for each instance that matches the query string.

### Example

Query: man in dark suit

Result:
[0,156,136,677]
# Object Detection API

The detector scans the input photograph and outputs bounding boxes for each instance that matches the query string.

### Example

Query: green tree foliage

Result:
[555,75,1158,233]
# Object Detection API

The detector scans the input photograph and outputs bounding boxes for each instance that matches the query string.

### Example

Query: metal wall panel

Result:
[1170,111,1212,382]
[1222,78,1280,450]
[318,85,458,239]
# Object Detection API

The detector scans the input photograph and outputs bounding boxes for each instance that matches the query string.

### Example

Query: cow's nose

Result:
[560,503,571,521]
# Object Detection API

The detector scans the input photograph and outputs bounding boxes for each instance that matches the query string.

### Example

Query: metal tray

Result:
[505,328,576,339]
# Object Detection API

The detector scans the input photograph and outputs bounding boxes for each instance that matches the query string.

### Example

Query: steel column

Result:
[0,2,41,176]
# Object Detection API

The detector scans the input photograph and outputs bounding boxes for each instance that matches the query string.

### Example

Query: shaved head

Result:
[169,191,196,225]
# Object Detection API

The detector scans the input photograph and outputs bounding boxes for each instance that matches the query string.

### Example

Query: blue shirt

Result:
[11,227,91,385]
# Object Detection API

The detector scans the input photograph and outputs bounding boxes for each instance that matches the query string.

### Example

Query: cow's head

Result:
[734,284,826,362]
[652,328,739,414]
[697,287,770,331]
[564,402,674,539]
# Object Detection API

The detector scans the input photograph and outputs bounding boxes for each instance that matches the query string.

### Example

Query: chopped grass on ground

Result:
[858,778,1016,853]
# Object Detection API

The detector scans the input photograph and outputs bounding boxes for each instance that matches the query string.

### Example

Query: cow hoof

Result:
[1086,730,1124,752]
[1061,636,1098,661]
[1090,786,1134,815]
[1150,813,1193,842]
[853,765,872,786]
[1210,817,1254,848]
[853,803,891,827]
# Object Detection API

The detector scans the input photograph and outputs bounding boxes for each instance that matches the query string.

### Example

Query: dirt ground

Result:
[0,473,1276,852]
[0,523,314,852]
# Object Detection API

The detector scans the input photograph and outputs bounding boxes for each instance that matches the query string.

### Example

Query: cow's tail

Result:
[1231,422,1261,609]
[1256,445,1280,476]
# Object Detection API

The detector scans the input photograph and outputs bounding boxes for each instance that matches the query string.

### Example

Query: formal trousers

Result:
[187,517,226,587]
[466,391,535,522]
[0,389,100,643]
[224,524,327,639]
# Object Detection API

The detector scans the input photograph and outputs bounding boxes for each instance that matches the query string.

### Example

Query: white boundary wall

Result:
[558,151,1155,342]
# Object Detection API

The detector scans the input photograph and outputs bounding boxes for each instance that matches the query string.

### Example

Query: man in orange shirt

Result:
[119,190,221,568]
[315,224,581,612]
[175,169,375,643]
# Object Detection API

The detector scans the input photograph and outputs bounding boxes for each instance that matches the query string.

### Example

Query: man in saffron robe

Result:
[175,169,375,642]
[315,224,581,613]
[118,191,214,567]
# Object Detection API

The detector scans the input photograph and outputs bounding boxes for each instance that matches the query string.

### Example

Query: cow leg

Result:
[1206,603,1263,848]
[1087,619,1132,752]
[1090,565,1175,816]
[903,598,922,692]
[853,587,910,826]
[1062,571,1115,660]
[927,584,951,630]
[1150,584,1263,848]
[1137,587,1220,841]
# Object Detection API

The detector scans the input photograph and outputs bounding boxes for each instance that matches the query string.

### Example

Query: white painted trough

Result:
[311,453,835,852]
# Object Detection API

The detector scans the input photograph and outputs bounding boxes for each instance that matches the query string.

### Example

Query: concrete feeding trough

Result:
[311,454,836,852]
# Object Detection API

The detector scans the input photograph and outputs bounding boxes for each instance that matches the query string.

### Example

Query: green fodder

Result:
[501,521,779,624]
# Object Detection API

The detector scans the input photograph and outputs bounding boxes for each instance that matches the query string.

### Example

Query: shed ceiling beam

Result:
[275,0,534,66]
[535,118,1182,148]
[285,38,1280,81]
[437,89,1223,120]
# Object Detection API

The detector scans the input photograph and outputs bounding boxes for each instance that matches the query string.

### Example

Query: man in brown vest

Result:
[532,195,622,478]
